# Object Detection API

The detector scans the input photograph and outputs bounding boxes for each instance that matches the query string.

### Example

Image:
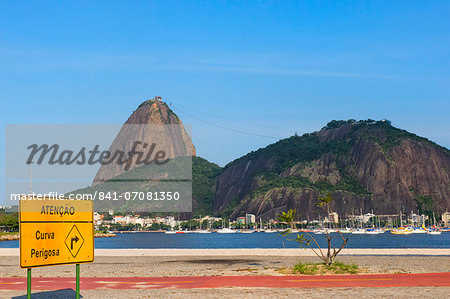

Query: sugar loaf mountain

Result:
[92,96,195,186]
[71,97,450,220]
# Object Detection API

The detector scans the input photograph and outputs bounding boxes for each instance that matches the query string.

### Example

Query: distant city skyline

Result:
[1,1,450,206]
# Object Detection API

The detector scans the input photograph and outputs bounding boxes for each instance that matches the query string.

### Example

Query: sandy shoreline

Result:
[1,252,448,298]
[1,253,449,278]
[1,248,449,256]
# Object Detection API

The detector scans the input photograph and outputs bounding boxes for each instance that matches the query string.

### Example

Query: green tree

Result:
[149,223,161,231]
[414,195,437,221]
[317,193,333,214]
[277,209,296,230]
[0,213,19,232]
[278,193,348,266]
[103,215,113,221]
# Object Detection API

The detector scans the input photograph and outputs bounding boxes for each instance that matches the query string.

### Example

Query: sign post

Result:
[27,268,31,299]
[19,197,94,297]
[76,263,80,299]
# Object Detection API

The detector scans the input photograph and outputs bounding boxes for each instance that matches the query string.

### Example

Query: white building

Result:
[328,212,339,224]
[93,212,103,226]
[442,212,450,227]
[113,216,127,224]
[409,213,427,226]
[245,214,256,224]
[363,213,375,223]
[162,216,178,228]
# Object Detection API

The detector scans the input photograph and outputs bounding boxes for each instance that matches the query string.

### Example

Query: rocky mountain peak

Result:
[92,96,195,185]
[126,97,182,125]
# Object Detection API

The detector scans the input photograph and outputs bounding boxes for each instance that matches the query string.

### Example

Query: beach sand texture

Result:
[1,250,448,298]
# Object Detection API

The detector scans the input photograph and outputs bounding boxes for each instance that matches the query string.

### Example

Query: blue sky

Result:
[1,1,450,204]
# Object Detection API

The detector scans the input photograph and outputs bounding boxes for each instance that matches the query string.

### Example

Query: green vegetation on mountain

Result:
[219,196,240,218]
[226,120,385,200]
[414,194,438,220]
[250,174,370,199]
[354,120,449,154]
[191,156,222,216]
[228,133,352,173]
[68,156,222,216]
[216,119,450,218]
[229,119,446,173]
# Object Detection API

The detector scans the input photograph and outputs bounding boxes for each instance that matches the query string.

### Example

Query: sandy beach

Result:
[1,247,449,257]
[2,286,450,299]
[0,251,449,278]
[1,249,449,298]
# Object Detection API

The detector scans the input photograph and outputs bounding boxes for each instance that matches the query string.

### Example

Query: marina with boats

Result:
[163,227,448,235]
[161,210,448,236]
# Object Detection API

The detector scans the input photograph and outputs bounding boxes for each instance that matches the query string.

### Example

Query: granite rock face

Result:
[213,121,450,220]
[93,98,195,185]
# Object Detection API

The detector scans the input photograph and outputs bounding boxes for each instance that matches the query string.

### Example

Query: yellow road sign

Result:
[19,197,94,268]
[65,225,85,258]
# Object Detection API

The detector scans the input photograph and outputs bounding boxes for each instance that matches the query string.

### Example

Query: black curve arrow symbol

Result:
[71,236,79,250]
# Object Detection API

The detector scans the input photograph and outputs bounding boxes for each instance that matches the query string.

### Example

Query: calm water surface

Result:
[1,232,449,249]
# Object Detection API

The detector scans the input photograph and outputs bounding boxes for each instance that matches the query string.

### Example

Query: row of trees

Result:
[99,223,172,232]
[0,212,19,232]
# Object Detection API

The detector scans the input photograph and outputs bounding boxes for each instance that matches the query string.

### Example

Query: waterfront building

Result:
[409,213,427,226]
[237,217,246,225]
[93,212,103,225]
[328,212,339,224]
[245,214,256,224]
[442,211,450,227]
[113,215,127,224]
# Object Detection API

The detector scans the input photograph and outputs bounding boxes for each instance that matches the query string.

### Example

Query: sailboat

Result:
[264,222,277,233]
[217,227,235,233]
[426,229,442,235]
[426,213,442,235]
[238,219,254,233]
[257,218,265,232]
[391,211,412,235]
[195,215,211,233]
[391,228,412,235]
[365,228,380,235]
[412,224,427,234]
[217,219,235,233]
[338,227,352,234]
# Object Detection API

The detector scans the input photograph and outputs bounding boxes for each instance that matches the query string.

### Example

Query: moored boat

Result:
[391,227,412,235]
[216,228,236,233]
[365,229,380,235]
[351,229,366,234]
[313,229,325,235]
[426,229,442,235]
